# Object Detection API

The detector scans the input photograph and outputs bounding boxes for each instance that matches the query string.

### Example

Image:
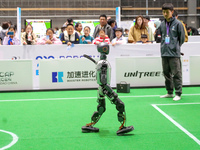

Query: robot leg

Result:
[82,87,106,133]
[102,84,134,135]
[114,97,134,135]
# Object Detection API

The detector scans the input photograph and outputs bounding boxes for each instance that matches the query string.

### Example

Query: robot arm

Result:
[83,54,97,64]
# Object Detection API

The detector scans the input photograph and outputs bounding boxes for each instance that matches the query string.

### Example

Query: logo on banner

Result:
[35,55,99,60]
[0,72,17,85]
[66,70,96,82]
[35,55,99,76]
[124,71,161,78]
[52,72,64,83]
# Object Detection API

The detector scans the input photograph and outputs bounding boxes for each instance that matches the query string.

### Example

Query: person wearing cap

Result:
[143,15,154,42]
[63,18,73,27]
[111,28,127,46]
[154,20,162,43]
[136,34,152,44]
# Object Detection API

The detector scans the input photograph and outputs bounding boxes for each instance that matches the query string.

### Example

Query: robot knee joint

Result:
[116,101,125,112]
[118,112,125,122]
[91,111,101,122]
[98,105,106,115]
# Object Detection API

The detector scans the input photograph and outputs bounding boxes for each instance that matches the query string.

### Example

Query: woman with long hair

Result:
[128,15,149,43]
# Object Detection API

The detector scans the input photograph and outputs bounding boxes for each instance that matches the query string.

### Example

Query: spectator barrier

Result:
[0,43,200,91]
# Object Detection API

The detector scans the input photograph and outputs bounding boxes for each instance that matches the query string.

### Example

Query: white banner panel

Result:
[0,60,32,91]
[190,56,200,85]
[0,42,200,90]
[116,57,165,87]
[39,58,98,89]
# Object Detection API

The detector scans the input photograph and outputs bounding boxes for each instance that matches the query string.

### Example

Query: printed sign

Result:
[0,60,33,91]
[39,58,98,89]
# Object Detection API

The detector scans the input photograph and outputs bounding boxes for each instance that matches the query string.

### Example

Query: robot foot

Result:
[116,126,134,136]
[82,126,99,133]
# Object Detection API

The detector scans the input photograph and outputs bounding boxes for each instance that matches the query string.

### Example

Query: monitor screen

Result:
[25,19,52,38]
[73,20,100,36]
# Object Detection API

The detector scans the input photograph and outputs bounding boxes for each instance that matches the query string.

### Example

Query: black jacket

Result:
[158,17,185,57]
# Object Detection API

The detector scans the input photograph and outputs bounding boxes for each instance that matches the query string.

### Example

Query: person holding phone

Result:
[37,28,62,45]
[3,25,20,45]
[21,24,37,45]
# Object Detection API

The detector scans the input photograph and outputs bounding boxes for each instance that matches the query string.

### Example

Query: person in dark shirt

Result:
[60,24,80,46]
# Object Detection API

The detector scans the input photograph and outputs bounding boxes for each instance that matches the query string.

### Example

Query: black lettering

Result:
[144,72,150,77]
[155,72,160,76]
[139,72,144,78]
[150,72,155,77]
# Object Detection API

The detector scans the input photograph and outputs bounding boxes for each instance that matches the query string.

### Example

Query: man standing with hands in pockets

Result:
[159,3,185,101]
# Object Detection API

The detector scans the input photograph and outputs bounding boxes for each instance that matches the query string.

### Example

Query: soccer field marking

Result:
[152,103,200,146]
[0,93,200,102]
[0,129,18,150]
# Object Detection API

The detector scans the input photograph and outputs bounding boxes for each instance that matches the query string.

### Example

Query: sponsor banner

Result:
[116,57,165,87]
[39,58,98,89]
[0,60,32,91]
[1,43,200,89]
[190,56,200,85]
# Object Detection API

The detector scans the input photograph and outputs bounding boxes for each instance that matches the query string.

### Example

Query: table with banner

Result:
[0,42,200,91]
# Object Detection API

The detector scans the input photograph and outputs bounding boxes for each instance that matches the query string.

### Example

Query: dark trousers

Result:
[162,57,182,96]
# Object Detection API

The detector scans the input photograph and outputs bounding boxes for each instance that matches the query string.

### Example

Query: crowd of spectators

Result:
[0,13,199,46]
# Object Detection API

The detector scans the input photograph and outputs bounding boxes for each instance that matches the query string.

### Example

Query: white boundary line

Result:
[0,93,200,102]
[0,129,18,150]
[0,94,199,148]
[152,103,200,146]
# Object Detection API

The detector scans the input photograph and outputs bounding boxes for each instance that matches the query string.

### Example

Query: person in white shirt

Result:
[111,28,127,46]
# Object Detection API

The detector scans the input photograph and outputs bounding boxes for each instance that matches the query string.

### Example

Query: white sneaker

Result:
[160,94,174,98]
[173,95,181,101]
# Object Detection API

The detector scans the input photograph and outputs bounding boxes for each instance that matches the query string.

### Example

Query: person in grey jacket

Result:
[159,3,185,101]
[93,14,113,41]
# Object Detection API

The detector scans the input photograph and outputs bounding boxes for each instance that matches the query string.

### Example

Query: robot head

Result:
[97,42,109,55]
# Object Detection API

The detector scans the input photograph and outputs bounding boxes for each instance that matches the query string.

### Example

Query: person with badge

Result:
[158,3,185,101]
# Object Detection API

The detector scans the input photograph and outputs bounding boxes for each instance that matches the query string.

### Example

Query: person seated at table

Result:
[79,26,94,44]
[3,25,20,45]
[21,24,37,45]
[37,28,62,45]
[136,34,152,44]
[60,24,80,46]
[111,28,127,46]
[93,29,110,45]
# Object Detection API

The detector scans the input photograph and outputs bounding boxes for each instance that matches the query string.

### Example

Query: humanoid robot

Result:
[82,42,134,135]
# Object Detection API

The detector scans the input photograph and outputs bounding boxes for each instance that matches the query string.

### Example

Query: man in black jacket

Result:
[158,3,185,101]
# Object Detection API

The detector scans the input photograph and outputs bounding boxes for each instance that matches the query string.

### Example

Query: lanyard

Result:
[166,22,170,36]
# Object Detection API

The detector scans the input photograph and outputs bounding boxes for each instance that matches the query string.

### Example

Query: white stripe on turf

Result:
[152,104,200,146]
[0,129,18,150]
[0,93,200,102]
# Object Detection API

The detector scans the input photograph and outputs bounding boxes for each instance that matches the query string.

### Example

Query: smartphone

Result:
[46,35,49,40]
[7,32,14,35]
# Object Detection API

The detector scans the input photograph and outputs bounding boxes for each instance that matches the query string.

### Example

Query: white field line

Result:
[0,93,200,102]
[0,130,18,150]
[0,94,199,148]
[152,104,200,146]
